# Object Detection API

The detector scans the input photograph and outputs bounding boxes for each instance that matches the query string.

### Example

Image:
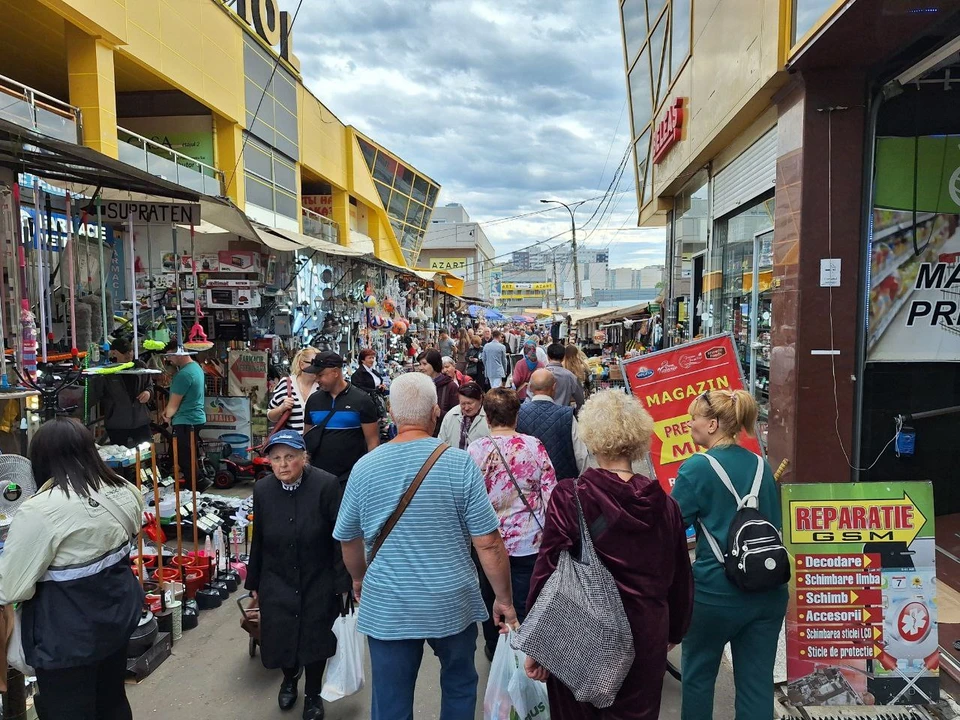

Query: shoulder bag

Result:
[489,439,543,531]
[511,482,634,709]
[368,443,449,564]
[269,376,295,437]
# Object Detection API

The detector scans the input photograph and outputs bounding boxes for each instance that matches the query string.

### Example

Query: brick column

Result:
[770,70,867,483]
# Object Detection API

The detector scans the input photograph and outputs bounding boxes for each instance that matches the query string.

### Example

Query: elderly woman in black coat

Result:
[245,430,349,720]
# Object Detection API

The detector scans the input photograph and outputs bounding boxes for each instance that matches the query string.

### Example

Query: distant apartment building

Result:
[420,203,496,299]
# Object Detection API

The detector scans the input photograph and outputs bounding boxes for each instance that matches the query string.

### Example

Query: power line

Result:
[224,0,306,194]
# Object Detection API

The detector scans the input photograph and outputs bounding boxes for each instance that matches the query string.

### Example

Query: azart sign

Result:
[229,0,300,70]
[653,98,685,164]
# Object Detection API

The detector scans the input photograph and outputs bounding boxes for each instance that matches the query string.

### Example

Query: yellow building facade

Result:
[0,0,440,268]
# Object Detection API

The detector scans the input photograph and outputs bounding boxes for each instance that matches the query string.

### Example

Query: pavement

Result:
[127,595,738,719]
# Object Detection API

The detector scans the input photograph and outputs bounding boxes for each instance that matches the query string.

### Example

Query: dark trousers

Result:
[107,425,153,447]
[477,553,537,655]
[368,623,478,720]
[172,424,202,485]
[35,645,132,720]
[283,659,327,697]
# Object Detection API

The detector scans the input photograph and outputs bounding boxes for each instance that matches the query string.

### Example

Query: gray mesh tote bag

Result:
[511,484,635,708]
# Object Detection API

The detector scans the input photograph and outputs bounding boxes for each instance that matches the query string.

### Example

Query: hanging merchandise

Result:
[31,181,47,364]
[12,185,37,381]
[184,226,213,352]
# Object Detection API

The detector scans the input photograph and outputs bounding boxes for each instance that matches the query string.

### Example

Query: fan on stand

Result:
[0,455,38,543]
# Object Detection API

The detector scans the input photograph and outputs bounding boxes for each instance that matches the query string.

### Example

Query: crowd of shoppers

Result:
[0,322,787,720]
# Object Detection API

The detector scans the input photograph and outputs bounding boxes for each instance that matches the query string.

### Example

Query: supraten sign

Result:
[225,0,300,70]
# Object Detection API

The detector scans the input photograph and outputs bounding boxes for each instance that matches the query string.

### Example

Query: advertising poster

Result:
[199,397,251,448]
[620,334,761,492]
[782,482,938,706]
[869,135,960,361]
[227,349,268,403]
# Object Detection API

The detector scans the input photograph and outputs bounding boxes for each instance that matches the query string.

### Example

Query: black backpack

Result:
[698,453,790,593]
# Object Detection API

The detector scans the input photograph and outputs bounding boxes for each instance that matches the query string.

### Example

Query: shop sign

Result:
[593,330,607,344]
[228,349,268,402]
[781,481,938,706]
[428,257,468,272]
[92,201,201,226]
[620,334,761,492]
[228,0,300,70]
[869,134,960,361]
[303,194,333,217]
[653,98,685,165]
[501,282,554,291]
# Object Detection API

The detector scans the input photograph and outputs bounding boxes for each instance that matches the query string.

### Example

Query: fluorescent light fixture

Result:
[896,36,960,85]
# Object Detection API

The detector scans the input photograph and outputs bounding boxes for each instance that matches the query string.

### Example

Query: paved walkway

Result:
[127,595,737,719]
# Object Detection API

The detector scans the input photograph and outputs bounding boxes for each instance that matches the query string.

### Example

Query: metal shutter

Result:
[713,128,777,218]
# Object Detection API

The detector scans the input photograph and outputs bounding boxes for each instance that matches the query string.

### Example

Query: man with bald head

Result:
[516,369,588,480]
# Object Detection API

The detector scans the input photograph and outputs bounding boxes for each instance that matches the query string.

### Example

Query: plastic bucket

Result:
[230,561,247,582]
[145,593,163,613]
[172,554,199,578]
[187,552,213,584]
[153,566,181,584]
[183,568,205,600]
[219,434,250,460]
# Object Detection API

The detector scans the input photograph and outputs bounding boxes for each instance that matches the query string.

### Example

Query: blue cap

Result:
[263,430,306,453]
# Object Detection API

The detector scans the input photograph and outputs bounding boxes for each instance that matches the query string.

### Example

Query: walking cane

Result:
[172,432,183,561]
[191,428,199,557]
[134,447,145,588]
[151,442,163,574]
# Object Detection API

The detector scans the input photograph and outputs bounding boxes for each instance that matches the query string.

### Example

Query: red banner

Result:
[620,334,762,493]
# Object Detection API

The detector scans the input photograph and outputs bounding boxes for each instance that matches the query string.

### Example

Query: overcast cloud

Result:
[294,0,666,270]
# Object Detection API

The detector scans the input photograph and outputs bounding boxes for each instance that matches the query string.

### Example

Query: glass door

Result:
[750,228,773,446]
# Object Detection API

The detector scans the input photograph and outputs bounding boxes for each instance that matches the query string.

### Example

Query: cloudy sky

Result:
[294,0,666,270]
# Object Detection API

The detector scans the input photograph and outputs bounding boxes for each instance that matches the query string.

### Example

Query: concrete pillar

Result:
[65,24,118,159]
[214,115,245,206]
[331,189,350,246]
[769,70,867,483]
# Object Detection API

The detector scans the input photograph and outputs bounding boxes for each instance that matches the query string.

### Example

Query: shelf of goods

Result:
[868,213,957,350]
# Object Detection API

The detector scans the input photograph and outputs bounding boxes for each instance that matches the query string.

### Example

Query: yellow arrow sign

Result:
[789,493,927,546]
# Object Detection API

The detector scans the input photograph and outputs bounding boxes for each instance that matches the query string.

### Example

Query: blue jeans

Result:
[368,623,478,720]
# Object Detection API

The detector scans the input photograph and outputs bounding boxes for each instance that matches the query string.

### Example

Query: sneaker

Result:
[278,669,302,711]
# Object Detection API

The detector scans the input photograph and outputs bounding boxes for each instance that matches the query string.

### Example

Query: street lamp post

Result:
[540,199,585,309]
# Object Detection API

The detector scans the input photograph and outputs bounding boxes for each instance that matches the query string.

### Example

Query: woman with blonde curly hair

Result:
[267,346,320,434]
[525,390,693,720]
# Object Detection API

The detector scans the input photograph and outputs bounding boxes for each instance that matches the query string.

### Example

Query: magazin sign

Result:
[226,0,300,70]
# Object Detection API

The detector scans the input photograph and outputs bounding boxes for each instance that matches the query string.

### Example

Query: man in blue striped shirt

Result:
[335,372,516,720]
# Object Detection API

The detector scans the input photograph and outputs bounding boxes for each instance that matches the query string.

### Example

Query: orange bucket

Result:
[153,566,181,584]
[183,568,205,600]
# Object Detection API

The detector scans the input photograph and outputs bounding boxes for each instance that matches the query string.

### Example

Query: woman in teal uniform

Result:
[671,389,788,720]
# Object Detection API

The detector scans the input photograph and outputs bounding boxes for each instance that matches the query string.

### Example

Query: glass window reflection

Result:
[670,0,691,81]
[621,0,647,66]
[629,44,652,135]
[793,0,836,44]
[412,176,429,203]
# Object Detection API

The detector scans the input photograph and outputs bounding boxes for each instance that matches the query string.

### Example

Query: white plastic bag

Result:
[320,610,365,702]
[7,606,34,676]
[484,632,550,720]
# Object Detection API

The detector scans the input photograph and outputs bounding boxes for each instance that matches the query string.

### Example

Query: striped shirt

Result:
[267,376,317,434]
[334,438,500,640]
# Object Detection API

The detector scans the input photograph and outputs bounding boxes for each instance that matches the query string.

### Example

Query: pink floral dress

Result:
[468,434,558,556]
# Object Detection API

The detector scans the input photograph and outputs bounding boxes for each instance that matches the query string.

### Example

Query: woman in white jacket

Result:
[438,381,491,450]
[0,418,144,720]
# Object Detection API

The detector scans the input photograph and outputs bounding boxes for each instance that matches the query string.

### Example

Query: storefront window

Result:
[669,171,709,344]
[713,195,775,443]
[792,0,836,45]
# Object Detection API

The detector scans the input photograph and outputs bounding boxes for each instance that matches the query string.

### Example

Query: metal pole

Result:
[95,198,108,350]
[552,250,560,311]
[569,205,582,310]
[128,219,138,359]
[32,180,46,363]
[64,193,78,357]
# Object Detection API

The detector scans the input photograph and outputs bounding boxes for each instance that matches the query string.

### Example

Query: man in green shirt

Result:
[162,347,207,487]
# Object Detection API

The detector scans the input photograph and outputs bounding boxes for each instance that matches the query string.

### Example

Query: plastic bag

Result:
[320,609,365,702]
[7,606,34,676]
[484,632,550,720]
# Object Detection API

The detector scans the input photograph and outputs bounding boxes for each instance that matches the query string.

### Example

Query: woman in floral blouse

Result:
[468,387,557,659]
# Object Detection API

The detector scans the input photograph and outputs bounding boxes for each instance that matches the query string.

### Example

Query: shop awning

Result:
[254,227,304,253]
[568,302,650,326]
[0,118,201,200]
[262,226,370,258]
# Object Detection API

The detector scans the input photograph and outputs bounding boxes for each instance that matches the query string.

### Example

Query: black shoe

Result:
[279,670,302,711]
[302,694,324,720]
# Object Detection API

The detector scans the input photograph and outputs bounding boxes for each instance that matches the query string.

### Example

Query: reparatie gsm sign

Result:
[790,495,926,544]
